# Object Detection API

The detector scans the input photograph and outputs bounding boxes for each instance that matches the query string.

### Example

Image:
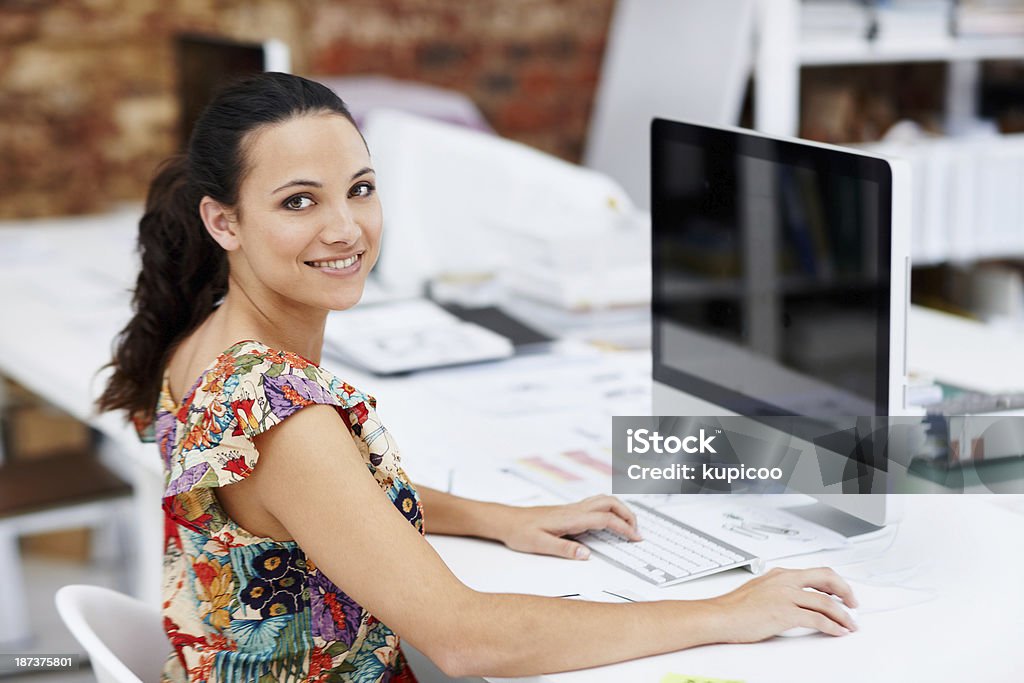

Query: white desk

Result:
[2,209,1024,682]
[428,494,1024,683]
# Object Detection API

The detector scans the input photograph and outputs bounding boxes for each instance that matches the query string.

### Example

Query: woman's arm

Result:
[412,485,514,540]
[224,405,857,679]
[415,485,643,560]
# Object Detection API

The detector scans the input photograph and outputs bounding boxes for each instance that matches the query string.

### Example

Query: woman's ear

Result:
[199,196,241,251]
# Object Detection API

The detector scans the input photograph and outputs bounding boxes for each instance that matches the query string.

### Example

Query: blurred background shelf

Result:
[799,35,1024,65]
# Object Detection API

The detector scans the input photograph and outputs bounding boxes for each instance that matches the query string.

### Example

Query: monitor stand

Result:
[783,502,887,541]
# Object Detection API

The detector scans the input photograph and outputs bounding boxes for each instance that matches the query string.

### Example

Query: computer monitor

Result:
[176,34,291,149]
[651,118,910,538]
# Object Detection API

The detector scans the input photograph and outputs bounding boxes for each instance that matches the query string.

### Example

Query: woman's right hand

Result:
[706,567,859,643]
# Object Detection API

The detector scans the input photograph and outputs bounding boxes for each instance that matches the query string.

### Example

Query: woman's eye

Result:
[284,195,314,210]
[350,182,375,198]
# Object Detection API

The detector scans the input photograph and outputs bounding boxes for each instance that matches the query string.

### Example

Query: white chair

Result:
[55,584,169,683]
[55,584,488,683]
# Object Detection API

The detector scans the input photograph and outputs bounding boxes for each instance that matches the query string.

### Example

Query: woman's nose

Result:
[320,204,361,244]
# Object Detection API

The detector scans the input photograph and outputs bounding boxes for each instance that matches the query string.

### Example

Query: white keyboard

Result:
[576,502,763,587]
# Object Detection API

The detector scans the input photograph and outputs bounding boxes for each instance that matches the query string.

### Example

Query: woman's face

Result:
[227,112,382,313]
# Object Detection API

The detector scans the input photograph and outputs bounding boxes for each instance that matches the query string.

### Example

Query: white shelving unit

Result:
[800,35,1024,65]
[754,0,1024,136]
[753,0,1024,266]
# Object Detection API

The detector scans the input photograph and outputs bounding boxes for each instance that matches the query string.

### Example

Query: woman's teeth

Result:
[307,255,359,269]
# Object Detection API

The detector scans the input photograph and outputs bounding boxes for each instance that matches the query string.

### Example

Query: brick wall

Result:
[307,0,614,162]
[0,0,615,219]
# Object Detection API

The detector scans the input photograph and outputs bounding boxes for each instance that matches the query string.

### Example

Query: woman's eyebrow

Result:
[271,168,374,195]
[271,179,322,195]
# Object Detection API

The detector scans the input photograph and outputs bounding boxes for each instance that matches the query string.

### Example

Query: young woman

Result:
[98,73,857,683]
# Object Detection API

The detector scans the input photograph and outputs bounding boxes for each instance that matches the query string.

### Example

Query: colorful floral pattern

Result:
[140,340,422,682]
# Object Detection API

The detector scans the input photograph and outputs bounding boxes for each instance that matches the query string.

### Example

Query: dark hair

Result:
[97,72,357,422]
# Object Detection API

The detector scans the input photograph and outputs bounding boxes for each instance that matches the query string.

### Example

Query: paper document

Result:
[448,464,555,506]
[645,499,850,561]
[503,448,616,501]
[563,590,640,603]
[323,298,513,375]
[431,348,650,418]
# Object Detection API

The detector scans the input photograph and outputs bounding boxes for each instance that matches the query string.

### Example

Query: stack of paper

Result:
[497,209,652,311]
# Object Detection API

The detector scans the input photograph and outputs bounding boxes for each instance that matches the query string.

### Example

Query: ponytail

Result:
[97,72,357,425]
[96,154,227,422]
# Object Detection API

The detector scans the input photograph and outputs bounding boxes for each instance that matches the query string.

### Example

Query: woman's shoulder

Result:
[145,338,375,446]
[194,338,375,421]
[160,339,379,497]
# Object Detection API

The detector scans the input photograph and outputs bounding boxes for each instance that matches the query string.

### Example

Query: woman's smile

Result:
[304,253,363,276]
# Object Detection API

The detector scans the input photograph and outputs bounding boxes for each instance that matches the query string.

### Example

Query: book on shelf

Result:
[955,0,1024,36]
[873,0,953,43]
[801,0,874,42]
[863,132,1024,265]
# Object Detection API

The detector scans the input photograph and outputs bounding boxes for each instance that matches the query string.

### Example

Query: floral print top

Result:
[137,340,423,683]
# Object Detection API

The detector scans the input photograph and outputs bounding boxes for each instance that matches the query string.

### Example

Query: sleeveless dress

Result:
[136,340,422,683]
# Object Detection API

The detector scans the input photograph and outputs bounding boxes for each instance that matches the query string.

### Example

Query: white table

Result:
[427,494,1024,683]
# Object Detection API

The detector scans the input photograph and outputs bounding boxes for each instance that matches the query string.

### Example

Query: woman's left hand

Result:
[496,494,643,560]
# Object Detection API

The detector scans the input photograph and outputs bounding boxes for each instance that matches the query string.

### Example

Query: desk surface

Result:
[430,494,1024,683]
[3,210,1024,681]
[0,206,145,463]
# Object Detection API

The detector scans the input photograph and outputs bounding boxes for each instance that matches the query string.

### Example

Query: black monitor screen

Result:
[651,119,893,417]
